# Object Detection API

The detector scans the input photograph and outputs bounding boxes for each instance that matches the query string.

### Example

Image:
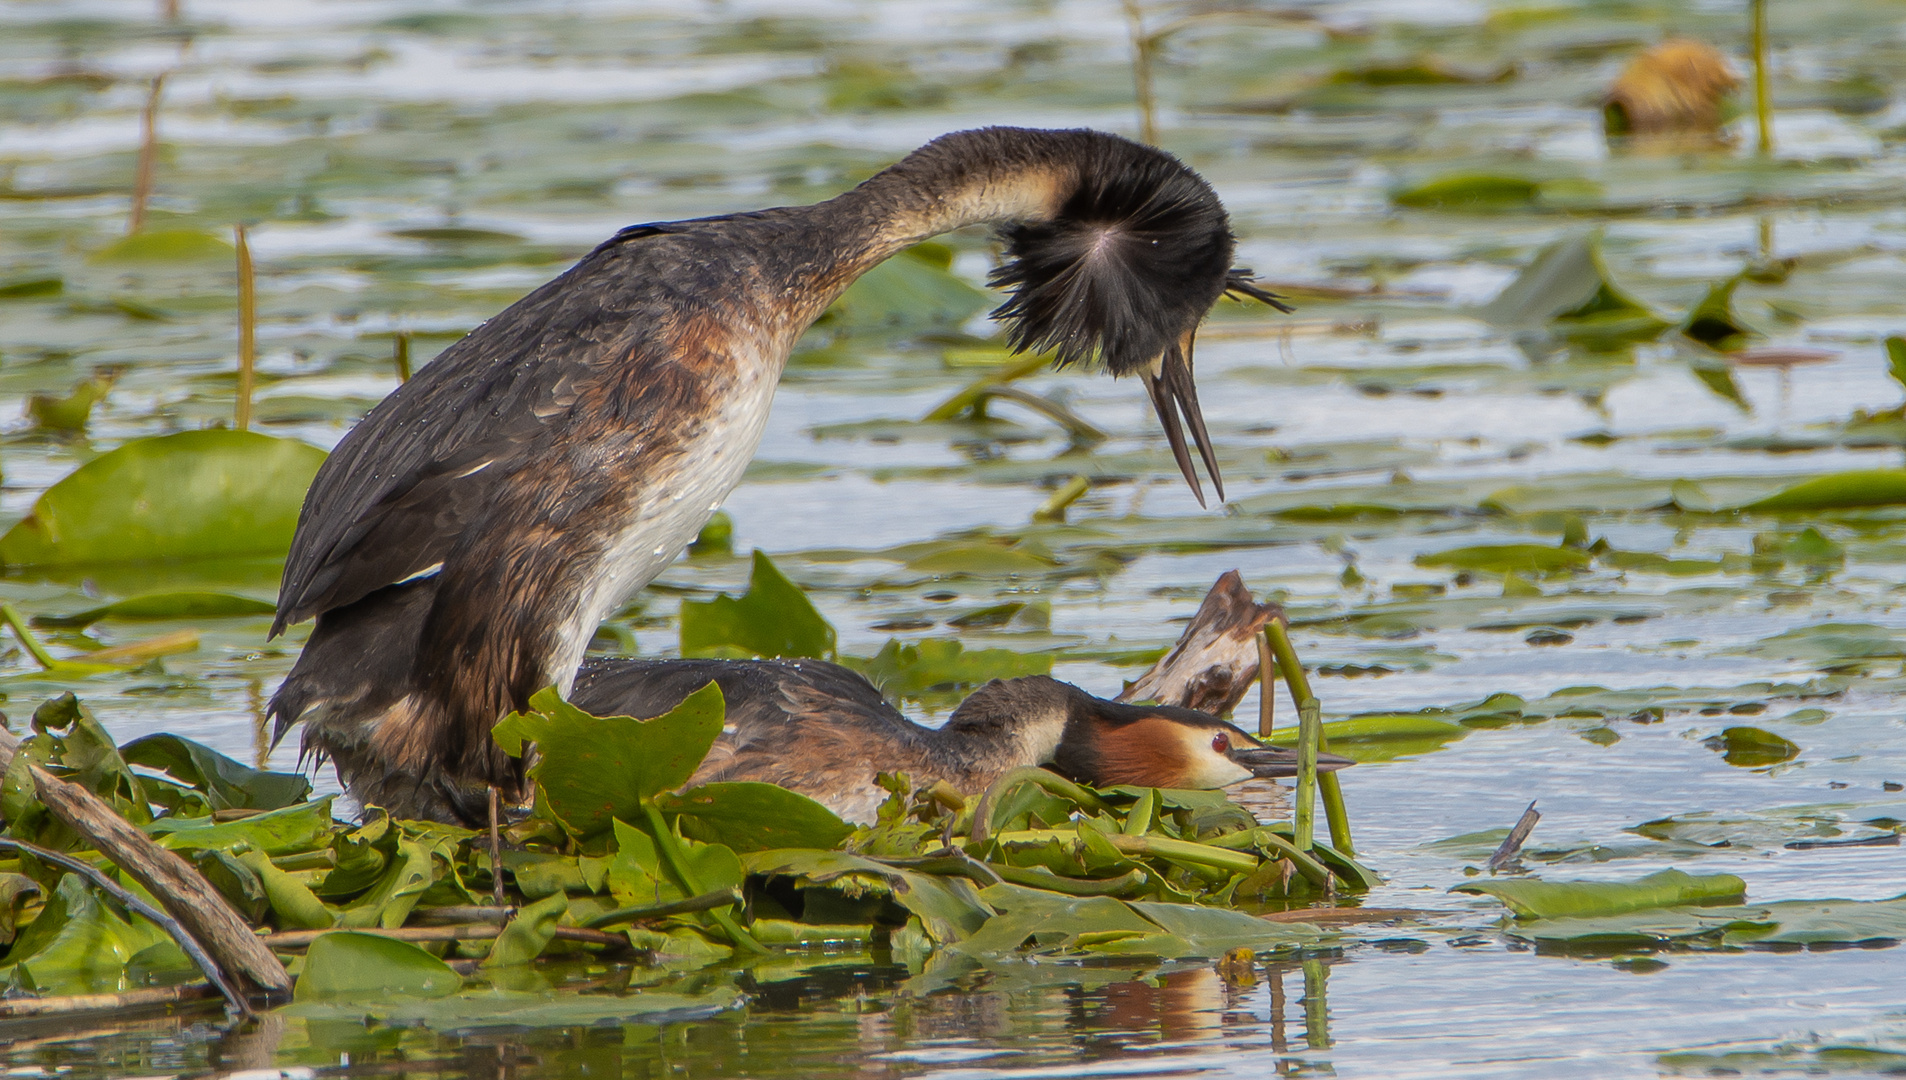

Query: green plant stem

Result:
[235,223,255,432]
[1751,0,1771,155]
[969,767,1114,845]
[1033,475,1091,523]
[1123,0,1157,144]
[582,887,744,929]
[1205,828,1331,886]
[1263,619,1355,856]
[922,353,1050,421]
[1257,631,1276,736]
[1302,958,1331,1049]
[1,602,61,670]
[393,330,412,382]
[637,802,765,953]
[1294,699,1319,851]
[989,864,1148,896]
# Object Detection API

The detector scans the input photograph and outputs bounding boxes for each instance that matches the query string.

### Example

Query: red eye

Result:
[1211,732,1228,754]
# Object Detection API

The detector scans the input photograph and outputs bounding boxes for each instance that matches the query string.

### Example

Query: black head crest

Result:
[986,133,1288,505]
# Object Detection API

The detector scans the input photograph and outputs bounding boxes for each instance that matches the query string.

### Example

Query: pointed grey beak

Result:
[1142,336,1224,507]
[1228,744,1355,779]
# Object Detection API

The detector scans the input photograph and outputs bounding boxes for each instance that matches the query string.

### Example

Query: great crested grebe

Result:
[569,658,1350,823]
[268,127,1286,823]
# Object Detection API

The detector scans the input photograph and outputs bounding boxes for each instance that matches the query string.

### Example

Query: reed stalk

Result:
[1750,0,1771,155]
[1293,699,1319,851]
[393,330,412,382]
[1256,632,1276,735]
[129,75,164,234]
[234,224,256,431]
[1263,618,1355,855]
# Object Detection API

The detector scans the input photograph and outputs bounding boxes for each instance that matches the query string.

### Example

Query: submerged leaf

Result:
[35,591,276,628]
[0,431,326,567]
[1415,543,1592,577]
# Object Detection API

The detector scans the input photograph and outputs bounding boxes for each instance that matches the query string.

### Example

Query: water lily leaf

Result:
[150,797,334,855]
[232,848,334,930]
[3,693,151,839]
[1261,714,1468,763]
[0,875,145,995]
[1723,895,1906,946]
[679,549,836,660]
[956,884,1158,956]
[28,373,114,433]
[742,848,990,943]
[338,838,440,929]
[1123,901,1325,956]
[902,541,1059,577]
[89,228,234,263]
[1415,543,1591,577]
[844,638,1051,701]
[1702,725,1799,767]
[0,431,326,567]
[1887,336,1906,393]
[1737,622,1906,668]
[484,891,569,967]
[294,931,462,1000]
[822,242,989,330]
[1745,470,1906,512]
[1453,868,1745,919]
[505,851,587,900]
[1680,273,1754,350]
[284,986,745,1027]
[1394,173,1540,210]
[1629,806,1891,850]
[120,733,310,811]
[35,591,276,628]
[606,819,665,905]
[493,684,725,836]
[660,782,853,852]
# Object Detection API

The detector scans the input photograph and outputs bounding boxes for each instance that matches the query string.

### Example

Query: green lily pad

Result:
[1415,543,1592,577]
[294,931,463,1000]
[1745,470,1906,512]
[0,431,326,568]
[119,732,311,811]
[149,796,335,855]
[1702,725,1800,767]
[660,782,853,852]
[822,242,990,330]
[1454,869,1746,919]
[1394,173,1540,209]
[679,549,836,660]
[34,591,276,628]
[89,228,234,264]
[843,638,1051,701]
[493,684,725,836]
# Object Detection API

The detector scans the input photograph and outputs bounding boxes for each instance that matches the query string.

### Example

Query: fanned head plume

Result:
[985,131,1288,506]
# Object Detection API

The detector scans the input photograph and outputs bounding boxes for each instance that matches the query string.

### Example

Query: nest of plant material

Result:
[0,572,1370,1019]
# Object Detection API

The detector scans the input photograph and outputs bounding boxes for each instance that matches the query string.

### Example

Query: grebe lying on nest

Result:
[570,659,1349,822]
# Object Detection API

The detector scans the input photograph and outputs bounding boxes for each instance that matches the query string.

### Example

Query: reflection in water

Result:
[0,954,1347,1080]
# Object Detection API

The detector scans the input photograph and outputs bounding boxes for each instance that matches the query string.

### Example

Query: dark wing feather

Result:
[271,225,681,636]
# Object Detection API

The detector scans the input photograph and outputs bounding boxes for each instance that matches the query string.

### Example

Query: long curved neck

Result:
[768,128,1085,326]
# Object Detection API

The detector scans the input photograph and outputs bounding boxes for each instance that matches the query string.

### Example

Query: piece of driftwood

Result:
[1486,801,1541,871]
[30,766,293,1003]
[260,923,628,949]
[0,982,218,1019]
[1119,570,1281,715]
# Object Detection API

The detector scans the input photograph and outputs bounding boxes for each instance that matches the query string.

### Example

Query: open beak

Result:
[1142,331,1224,508]
[1227,744,1355,779]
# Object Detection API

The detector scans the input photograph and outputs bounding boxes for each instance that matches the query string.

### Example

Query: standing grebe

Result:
[268,127,1286,823]
[570,658,1349,823]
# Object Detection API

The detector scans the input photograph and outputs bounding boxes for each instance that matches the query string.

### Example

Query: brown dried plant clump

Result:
[1604,39,1740,136]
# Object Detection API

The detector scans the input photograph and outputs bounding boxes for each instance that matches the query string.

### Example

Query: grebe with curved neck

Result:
[568,658,1348,823]
[267,127,1286,823]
